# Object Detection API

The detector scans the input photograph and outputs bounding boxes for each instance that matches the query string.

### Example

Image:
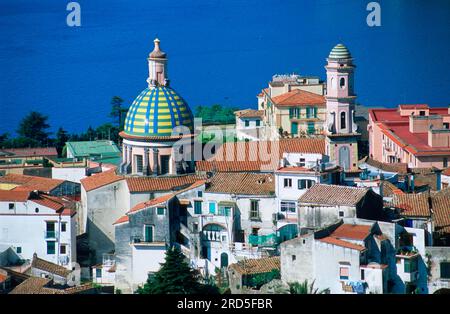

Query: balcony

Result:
[248,233,278,247]
[201,214,231,227]
[44,230,58,239]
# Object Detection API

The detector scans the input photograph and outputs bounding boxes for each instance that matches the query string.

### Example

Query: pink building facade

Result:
[368,104,450,169]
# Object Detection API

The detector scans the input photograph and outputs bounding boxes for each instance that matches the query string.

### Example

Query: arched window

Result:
[340,77,345,88]
[341,112,346,129]
[330,77,335,89]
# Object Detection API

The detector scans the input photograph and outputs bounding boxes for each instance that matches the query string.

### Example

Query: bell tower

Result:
[325,44,360,171]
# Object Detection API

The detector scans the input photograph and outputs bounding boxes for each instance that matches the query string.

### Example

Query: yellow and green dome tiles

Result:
[124,86,194,137]
[329,43,351,60]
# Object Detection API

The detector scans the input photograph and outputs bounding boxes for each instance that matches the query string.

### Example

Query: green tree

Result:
[110,96,126,130]
[0,133,10,148]
[55,127,70,157]
[16,111,51,147]
[136,246,219,294]
[288,280,327,294]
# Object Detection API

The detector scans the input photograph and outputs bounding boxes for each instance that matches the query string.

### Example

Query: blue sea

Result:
[0,0,449,135]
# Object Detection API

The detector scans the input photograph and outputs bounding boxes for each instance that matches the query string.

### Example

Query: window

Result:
[8,203,14,210]
[361,269,365,281]
[157,207,165,215]
[444,158,448,168]
[440,262,450,279]
[292,255,296,261]
[250,200,260,220]
[299,158,306,167]
[256,120,261,127]
[245,120,250,127]
[419,111,426,116]
[194,201,202,215]
[193,223,198,233]
[280,201,296,213]
[404,258,418,273]
[208,202,216,214]
[339,77,346,88]
[289,108,300,119]
[60,245,67,255]
[61,222,67,232]
[144,225,154,242]
[197,191,203,198]
[339,267,349,280]
[35,207,39,213]
[283,178,292,188]
[46,221,56,238]
[340,112,346,129]
[339,210,344,217]
[96,268,102,278]
[47,241,56,255]
[298,179,315,189]
[218,206,231,217]
[16,247,22,254]
[135,154,143,173]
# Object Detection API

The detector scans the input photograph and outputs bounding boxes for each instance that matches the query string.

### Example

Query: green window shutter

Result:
[194,201,202,214]
[209,202,216,214]
[47,241,55,255]
[144,225,153,242]
[404,259,411,273]
[289,108,293,118]
[157,207,165,215]
[314,107,318,118]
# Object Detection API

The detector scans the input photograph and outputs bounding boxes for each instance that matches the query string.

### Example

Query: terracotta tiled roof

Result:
[31,195,65,211]
[442,168,450,176]
[381,181,403,197]
[392,193,431,217]
[299,184,371,206]
[0,147,58,158]
[197,138,325,172]
[80,168,122,192]
[9,277,64,294]
[206,172,275,195]
[229,257,280,275]
[126,175,204,193]
[318,236,366,251]
[398,104,429,110]
[113,215,129,225]
[235,109,264,118]
[116,180,206,224]
[32,254,71,277]
[9,277,94,294]
[331,224,372,240]
[0,273,8,283]
[271,89,325,107]
[0,190,30,202]
[0,174,65,193]
[127,193,174,214]
[432,189,450,234]
[361,157,408,174]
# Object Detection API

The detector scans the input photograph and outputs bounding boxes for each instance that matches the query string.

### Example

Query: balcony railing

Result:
[45,230,58,239]
[248,233,278,247]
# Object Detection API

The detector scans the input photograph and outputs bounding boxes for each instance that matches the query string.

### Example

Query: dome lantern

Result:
[328,43,352,60]
[147,38,169,87]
